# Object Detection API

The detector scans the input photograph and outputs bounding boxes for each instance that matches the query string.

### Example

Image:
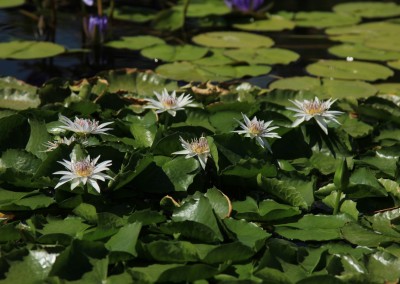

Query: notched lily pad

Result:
[223,48,299,65]
[141,44,209,62]
[333,2,400,19]
[306,60,394,81]
[233,16,295,31]
[328,44,400,61]
[293,12,360,29]
[105,36,165,50]
[192,31,274,48]
[0,0,25,8]
[0,41,65,59]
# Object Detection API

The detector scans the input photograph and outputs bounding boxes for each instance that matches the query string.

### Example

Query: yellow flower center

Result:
[248,122,263,135]
[305,101,326,116]
[162,97,176,109]
[73,161,94,177]
[190,137,209,154]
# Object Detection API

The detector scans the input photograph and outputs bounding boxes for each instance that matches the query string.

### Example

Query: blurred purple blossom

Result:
[224,0,264,12]
[82,0,94,6]
[88,15,108,36]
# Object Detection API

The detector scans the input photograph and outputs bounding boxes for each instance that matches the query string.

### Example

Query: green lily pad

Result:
[156,61,270,82]
[111,6,156,23]
[0,0,25,8]
[374,83,400,96]
[333,2,400,19]
[328,44,400,61]
[192,31,274,48]
[185,2,231,17]
[223,48,299,65]
[293,12,360,29]
[365,37,400,52]
[233,16,295,32]
[193,49,235,66]
[269,76,377,99]
[105,36,165,50]
[0,77,40,110]
[387,60,400,70]
[306,60,394,81]
[0,41,65,59]
[141,44,209,62]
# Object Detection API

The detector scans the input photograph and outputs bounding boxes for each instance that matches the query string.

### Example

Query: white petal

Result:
[314,116,328,135]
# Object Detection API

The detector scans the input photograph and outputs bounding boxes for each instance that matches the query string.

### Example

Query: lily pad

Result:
[192,31,274,48]
[306,60,394,81]
[374,83,400,96]
[141,44,209,62]
[185,2,231,17]
[333,2,400,19]
[293,12,360,29]
[0,41,65,59]
[365,37,400,52]
[0,0,25,8]
[105,36,165,50]
[156,61,270,82]
[328,44,400,61]
[233,16,295,31]
[223,48,299,65]
[0,77,40,110]
[387,60,400,70]
[111,6,156,23]
[269,76,377,99]
[193,49,235,66]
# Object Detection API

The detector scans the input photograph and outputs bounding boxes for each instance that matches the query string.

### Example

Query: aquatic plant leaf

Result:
[345,167,388,198]
[0,77,39,110]
[224,48,299,65]
[105,35,165,50]
[387,60,400,70]
[0,0,24,8]
[141,44,209,62]
[333,2,400,19]
[152,6,184,31]
[185,2,230,17]
[129,111,157,148]
[193,48,235,66]
[375,83,400,95]
[192,31,274,48]
[105,222,142,256]
[0,41,65,59]
[339,116,374,138]
[293,12,360,28]
[365,36,400,52]
[205,187,232,219]
[111,6,156,23]
[274,214,353,241]
[328,44,400,61]
[143,240,199,263]
[234,16,295,31]
[306,60,394,81]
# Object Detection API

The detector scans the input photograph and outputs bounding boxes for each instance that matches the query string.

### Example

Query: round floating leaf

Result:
[387,60,400,70]
[333,2,400,19]
[269,76,377,99]
[152,7,184,31]
[0,0,25,8]
[105,36,165,50]
[193,48,234,66]
[192,31,274,48]
[156,61,270,82]
[224,48,299,65]
[141,44,209,62]
[306,60,394,81]
[185,3,230,17]
[293,12,360,29]
[111,6,156,22]
[0,77,39,110]
[365,37,400,52]
[374,83,400,96]
[233,16,295,31]
[328,44,400,61]
[0,41,65,59]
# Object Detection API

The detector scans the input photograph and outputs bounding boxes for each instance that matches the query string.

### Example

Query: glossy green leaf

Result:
[185,2,230,17]
[306,60,394,81]
[234,16,295,31]
[152,7,184,31]
[192,31,274,48]
[0,41,65,59]
[328,43,400,61]
[159,156,198,191]
[143,240,199,263]
[0,0,25,8]
[333,2,400,19]
[205,187,232,219]
[346,167,388,198]
[0,77,39,110]
[105,222,142,256]
[105,36,165,50]
[141,44,209,62]
[129,111,157,148]
[111,6,156,23]
[293,12,360,28]
[224,48,299,65]
[387,60,400,70]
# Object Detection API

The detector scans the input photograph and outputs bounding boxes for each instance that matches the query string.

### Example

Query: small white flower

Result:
[144,88,194,117]
[58,114,113,136]
[232,113,280,152]
[43,136,77,152]
[53,155,113,193]
[172,136,211,170]
[287,97,343,135]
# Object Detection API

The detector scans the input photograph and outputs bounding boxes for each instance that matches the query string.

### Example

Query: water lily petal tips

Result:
[143,88,194,117]
[58,114,113,136]
[172,135,211,170]
[82,0,94,6]
[287,97,343,135]
[224,0,265,12]
[232,113,280,152]
[53,155,113,193]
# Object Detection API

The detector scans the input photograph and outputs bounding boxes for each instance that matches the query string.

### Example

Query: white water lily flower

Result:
[43,136,77,152]
[144,88,194,117]
[287,97,343,135]
[58,114,113,136]
[172,136,211,170]
[232,113,280,152]
[53,155,113,193]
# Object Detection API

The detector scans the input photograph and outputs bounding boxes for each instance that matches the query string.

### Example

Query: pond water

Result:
[1,0,400,87]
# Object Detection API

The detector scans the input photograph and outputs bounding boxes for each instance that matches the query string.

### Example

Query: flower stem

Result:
[97,0,102,16]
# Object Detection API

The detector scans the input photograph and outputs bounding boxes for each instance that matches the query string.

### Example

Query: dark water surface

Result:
[1,0,400,87]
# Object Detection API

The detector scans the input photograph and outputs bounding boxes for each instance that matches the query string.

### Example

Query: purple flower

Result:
[224,0,264,12]
[82,0,94,6]
[88,15,108,36]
